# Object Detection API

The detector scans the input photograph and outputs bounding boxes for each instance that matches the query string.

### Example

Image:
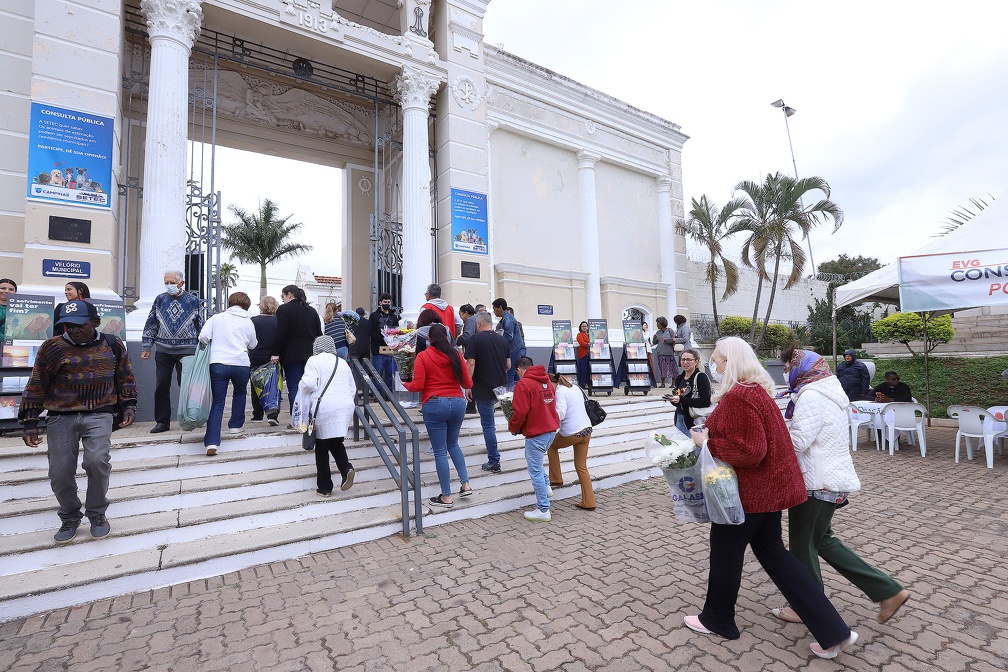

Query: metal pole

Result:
[779,105,817,279]
[922,312,932,428]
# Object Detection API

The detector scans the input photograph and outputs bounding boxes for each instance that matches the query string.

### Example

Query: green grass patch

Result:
[868,356,1008,418]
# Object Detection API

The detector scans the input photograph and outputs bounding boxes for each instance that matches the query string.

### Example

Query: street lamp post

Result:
[771,98,816,278]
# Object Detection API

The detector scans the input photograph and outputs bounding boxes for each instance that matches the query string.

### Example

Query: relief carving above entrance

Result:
[213,69,375,147]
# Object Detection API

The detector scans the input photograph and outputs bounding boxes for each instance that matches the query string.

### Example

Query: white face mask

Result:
[165,282,182,296]
[709,365,723,383]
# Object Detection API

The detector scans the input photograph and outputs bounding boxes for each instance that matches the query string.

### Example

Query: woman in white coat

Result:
[773,347,910,626]
[546,373,595,510]
[300,336,356,496]
[199,292,257,456]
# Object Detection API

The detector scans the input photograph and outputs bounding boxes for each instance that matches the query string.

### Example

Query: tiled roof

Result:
[313,275,342,285]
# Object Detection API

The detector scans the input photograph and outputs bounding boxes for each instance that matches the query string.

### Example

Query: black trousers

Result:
[699,510,851,648]
[154,351,187,425]
[315,437,353,494]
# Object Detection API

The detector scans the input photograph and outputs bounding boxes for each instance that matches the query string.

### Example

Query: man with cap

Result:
[19,299,138,543]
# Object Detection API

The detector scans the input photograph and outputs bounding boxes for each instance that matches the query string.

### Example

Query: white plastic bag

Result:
[697,444,744,525]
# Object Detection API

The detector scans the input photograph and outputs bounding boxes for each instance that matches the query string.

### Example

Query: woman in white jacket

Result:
[199,292,257,456]
[546,373,595,510]
[299,336,356,496]
[773,347,910,626]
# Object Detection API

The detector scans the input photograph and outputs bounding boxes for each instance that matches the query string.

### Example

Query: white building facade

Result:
[0,0,689,345]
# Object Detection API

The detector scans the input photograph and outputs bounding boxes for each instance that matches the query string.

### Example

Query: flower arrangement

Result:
[646,433,698,470]
[493,385,515,419]
[382,327,417,381]
[702,463,744,524]
[340,309,360,326]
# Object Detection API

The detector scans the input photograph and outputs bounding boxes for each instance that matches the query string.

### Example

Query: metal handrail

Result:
[348,358,422,537]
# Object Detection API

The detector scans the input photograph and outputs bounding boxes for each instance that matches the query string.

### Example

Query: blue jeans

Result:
[205,363,250,447]
[46,412,114,521]
[525,431,556,511]
[675,413,690,438]
[372,354,396,393]
[476,399,500,464]
[335,346,348,360]
[282,361,306,413]
[421,396,469,496]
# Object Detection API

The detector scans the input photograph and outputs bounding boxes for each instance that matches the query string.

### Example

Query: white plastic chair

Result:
[847,403,874,452]
[947,405,989,465]
[983,405,1008,468]
[880,402,928,457]
[863,360,876,386]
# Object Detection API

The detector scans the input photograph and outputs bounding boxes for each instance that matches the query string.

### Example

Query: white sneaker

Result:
[524,508,551,522]
[205,445,219,456]
[546,486,554,499]
[228,428,241,435]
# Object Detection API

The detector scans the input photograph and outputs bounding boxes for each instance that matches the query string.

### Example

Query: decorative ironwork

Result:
[409,6,427,38]
[185,182,222,319]
[370,212,404,310]
[623,307,647,323]
[292,57,313,79]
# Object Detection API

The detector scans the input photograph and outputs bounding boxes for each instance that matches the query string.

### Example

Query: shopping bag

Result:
[645,434,708,523]
[697,444,744,525]
[178,342,212,431]
[251,362,283,415]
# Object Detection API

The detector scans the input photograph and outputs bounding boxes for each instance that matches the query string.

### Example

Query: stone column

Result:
[396,65,440,323]
[128,0,202,338]
[657,175,677,320]
[577,150,602,318]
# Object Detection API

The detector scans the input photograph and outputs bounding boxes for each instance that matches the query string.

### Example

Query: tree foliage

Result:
[934,195,993,238]
[871,312,954,356]
[817,254,882,280]
[805,254,885,354]
[222,199,312,298]
[718,316,795,351]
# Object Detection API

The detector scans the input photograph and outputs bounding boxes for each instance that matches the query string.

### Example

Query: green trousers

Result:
[788,496,903,603]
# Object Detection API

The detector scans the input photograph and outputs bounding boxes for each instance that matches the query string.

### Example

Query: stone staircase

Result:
[862,314,1008,358]
[0,394,674,622]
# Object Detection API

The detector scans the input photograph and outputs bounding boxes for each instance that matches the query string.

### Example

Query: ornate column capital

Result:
[656,174,673,191]
[395,66,440,111]
[577,149,601,169]
[141,0,203,49]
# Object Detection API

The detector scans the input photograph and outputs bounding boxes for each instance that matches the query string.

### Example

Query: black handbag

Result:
[302,362,338,451]
[579,385,606,426]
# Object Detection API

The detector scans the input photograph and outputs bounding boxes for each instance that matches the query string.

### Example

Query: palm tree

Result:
[222,199,312,298]
[735,172,843,348]
[733,174,780,344]
[214,262,239,293]
[675,195,746,337]
[934,194,993,237]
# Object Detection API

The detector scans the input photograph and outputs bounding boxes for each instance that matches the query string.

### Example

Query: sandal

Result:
[429,494,454,508]
[459,485,474,497]
[771,607,803,624]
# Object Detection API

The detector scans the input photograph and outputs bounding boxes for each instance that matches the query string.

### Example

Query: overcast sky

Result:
[216,0,1008,301]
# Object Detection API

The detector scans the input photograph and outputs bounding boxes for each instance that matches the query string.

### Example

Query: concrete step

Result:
[0,394,672,622]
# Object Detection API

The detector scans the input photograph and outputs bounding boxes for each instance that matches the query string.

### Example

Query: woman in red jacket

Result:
[685,336,859,660]
[403,324,474,508]
[575,321,590,388]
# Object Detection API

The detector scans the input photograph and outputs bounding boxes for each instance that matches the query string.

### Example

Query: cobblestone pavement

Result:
[3,427,1007,671]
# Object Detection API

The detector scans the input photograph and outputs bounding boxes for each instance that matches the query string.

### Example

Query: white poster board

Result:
[897,248,1008,313]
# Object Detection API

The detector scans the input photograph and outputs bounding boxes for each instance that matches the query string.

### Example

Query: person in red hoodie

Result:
[684,337,858,660]
[508,356,560,522]
[403,324,474,508]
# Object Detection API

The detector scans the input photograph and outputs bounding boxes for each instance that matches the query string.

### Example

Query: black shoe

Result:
[251,415,264,422]
[481,461,502,473]
[54,519,80,543]
[89,515,111,539]
[429,494,454,508]
[150,423,170,434]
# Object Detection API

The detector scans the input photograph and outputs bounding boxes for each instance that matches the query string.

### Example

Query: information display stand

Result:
[619,320,653,395]
[548,320,578,379]
[1,293,57,435]
[586,319,615,396]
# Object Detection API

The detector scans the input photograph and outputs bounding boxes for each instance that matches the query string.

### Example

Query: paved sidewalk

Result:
[2,427,1007,671]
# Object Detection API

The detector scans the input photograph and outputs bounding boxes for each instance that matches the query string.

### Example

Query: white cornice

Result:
[485,48,688,149]
[495,262,591,281]
[600,275,670,292]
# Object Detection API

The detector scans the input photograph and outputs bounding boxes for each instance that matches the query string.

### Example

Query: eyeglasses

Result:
[680,357,696,363]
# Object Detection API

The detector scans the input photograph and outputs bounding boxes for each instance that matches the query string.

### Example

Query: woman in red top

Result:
[685,337,858,660]
[575,320,590,388]
[403,324,474,509]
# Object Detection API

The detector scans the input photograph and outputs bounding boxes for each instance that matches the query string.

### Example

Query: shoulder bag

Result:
[103,334,127,431]
[302,361,339,451]
[344,324,357,346]
[578,385,607,426]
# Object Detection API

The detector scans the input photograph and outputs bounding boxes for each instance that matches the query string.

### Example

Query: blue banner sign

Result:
[538,304,553,315]
[42,259,91,279]
[27,102,114,209]
[450,188,488,255]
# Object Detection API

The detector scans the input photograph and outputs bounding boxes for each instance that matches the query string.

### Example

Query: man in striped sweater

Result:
[20,300,137,543]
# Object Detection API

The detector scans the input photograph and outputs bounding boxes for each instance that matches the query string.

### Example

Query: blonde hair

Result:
[324,302,339,323]
[258,296,279,315]
[548,372,573,388]
[710,336,776,402]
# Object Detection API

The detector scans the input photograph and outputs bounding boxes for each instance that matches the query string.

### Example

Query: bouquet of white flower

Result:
[645,432,709,523]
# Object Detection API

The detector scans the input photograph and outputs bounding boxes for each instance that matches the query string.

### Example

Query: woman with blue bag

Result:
[684,337,859,660]
[198,292,257,456]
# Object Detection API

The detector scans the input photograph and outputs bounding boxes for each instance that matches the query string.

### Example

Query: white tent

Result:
[835,187,1008,309]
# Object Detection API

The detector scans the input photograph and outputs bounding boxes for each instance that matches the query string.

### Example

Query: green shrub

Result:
[871,313,954,356]
[763,324,795,350]
[719,316,752,337]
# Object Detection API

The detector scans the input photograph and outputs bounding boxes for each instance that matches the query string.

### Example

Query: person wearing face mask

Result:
[368,293,400,392]
[142,270,203,434]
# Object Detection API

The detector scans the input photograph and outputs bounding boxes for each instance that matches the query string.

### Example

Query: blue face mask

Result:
[165,283,182,296]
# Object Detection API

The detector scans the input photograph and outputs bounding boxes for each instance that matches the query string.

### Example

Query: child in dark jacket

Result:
[508,357,560,522]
